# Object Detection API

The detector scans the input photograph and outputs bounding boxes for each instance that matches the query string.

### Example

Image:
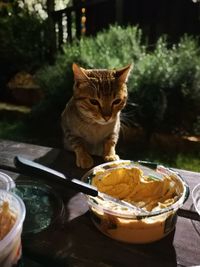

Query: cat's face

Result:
[72,63,132,124]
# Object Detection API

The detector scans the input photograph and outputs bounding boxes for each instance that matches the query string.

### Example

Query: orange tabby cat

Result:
[61,63,132,169]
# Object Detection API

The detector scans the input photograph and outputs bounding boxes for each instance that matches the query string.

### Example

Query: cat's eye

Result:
[89,99,99,105]
[112,99,121,105]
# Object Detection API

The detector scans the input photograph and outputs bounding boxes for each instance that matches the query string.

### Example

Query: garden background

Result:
[0,0,200,171]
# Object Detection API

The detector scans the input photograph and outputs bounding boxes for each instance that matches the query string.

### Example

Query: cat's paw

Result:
[104,154,120,162]
[76,154,94,169]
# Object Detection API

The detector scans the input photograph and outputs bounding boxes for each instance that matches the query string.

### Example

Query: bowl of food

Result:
[0,172,15,191]
[0,189,26,267]
[81,160,189,244]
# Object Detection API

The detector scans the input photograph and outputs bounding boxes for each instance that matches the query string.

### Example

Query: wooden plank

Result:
[172,168,200,221]
[0,139,103,178]
[1,139,199,185]
[21,209,192,267]
[0,139,55,168]
[174,216,200,266]
[0,139,199,220]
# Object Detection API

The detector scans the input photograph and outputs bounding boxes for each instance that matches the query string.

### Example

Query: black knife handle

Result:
[14,156,98,197]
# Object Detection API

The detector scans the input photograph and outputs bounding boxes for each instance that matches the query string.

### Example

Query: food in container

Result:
[0,201,17,240]
[0,190,26,267]
[82,160,189,244]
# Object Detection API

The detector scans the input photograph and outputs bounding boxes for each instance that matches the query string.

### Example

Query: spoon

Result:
[14,156,146,214]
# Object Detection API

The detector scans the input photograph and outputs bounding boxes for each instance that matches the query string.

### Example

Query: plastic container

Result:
[0,189,26,267]
[0,172,15,191]
[82,160,189,244]
[192,183,200,216]
[13,180,65,234]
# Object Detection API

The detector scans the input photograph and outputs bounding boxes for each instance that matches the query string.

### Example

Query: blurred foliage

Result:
[0,15,199,171]
[0,2,48,94]
[34,25,200,136]
[33,25,144,122]
[193,116,200,135]
[174,152,200,172]
[132,35,200,135]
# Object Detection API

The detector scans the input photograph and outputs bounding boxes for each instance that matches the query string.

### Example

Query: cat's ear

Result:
[72,63,89,81]
[115,64,133,83]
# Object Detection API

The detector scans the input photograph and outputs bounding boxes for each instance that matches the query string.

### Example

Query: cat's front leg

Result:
[74,146,94,169]
[63,133,94,169]
[103,135,120,162]
[64,130,94,169]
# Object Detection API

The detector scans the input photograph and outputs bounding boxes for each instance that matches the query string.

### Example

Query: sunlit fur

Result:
[61,63,132,169]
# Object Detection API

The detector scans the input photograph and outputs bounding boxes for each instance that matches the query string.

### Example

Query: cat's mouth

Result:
[96,118,113,125]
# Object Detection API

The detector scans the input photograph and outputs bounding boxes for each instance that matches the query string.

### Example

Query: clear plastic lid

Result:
[0,172,16,191]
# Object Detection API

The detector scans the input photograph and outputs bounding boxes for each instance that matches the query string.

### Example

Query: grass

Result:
[175,153,200,172]
[139,151,200,172]
[0,117,62,147]
[120,147,200,172]
[0,120,38,144]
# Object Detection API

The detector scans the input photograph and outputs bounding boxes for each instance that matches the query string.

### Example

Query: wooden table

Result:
[0,139,199,267]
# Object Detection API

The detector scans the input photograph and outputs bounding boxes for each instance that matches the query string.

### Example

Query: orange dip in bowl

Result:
[82,160,189,243]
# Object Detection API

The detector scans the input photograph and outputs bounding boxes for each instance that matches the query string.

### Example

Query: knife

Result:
[14,156,146,214]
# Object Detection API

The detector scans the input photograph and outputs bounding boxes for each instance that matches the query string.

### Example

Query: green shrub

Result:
[193,116,200,135]
[33,25,144,121]
[131,35,200,134]
[34,25,200,135]
[0,7,48,92]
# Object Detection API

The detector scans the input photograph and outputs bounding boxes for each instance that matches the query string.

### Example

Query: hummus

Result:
[86,163,186,243]
[92,166,181,212]
[0,201,17,240]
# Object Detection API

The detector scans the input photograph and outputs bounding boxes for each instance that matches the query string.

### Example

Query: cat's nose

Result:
[103,116,110,121]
